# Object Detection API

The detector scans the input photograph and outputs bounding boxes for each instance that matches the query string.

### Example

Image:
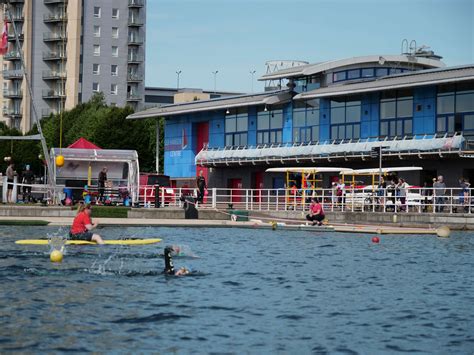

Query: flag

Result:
[0,22,8,55]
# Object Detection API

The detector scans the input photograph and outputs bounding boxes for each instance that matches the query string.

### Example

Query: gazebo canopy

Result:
[68,137,101,149]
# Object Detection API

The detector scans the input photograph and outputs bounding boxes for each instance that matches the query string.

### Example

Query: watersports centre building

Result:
[128,51,474,189]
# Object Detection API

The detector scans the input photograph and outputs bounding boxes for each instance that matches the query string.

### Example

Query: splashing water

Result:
[47,230,67,254]
[171,244,198,258]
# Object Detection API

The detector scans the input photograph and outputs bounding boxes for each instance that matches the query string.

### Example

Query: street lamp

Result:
[250,70,256,93]
[212,70,218,93]
[176,70,182,90]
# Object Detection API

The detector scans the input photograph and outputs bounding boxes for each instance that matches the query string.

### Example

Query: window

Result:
[93,25,100,37]
[292,99,320,143]
[347,69,360,80]
[436,83,474,136]
[376,68,389,77]
[93,45,100,56]
[333,71,346,82]
[225,109,248,146]
[112,8,119,19]
[361,68,374,78]
[110,84,117,95]
[380,90,413,137]
[112,27,119,39]
[112,46,118,57]
[330,98,361,140]
[92,82,100,92]
[111,65,118,76]
[257,106,284,145]
[93,6,101,18]
[92,63,100,75]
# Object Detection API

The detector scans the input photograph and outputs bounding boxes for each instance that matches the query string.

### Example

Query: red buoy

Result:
[372,236,380,243]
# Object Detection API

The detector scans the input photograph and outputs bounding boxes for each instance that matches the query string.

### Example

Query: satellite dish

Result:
[378,56,386,65]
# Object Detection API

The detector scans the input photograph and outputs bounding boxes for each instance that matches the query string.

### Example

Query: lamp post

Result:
[176,70,182,90]
[212,70,218,93]
[250,70,256,93]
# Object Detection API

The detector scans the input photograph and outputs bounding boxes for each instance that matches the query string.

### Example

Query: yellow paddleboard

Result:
[15,238,162,246]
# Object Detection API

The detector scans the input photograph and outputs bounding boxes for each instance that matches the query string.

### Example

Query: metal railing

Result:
[2,69,23,78]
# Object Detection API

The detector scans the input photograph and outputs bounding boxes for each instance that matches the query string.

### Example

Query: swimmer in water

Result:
[164,246,190,276]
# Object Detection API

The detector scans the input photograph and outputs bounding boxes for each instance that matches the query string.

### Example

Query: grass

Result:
[91,206,130,218]
[0,220,50,226]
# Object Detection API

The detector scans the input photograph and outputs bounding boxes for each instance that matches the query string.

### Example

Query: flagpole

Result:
[4,2,56,198]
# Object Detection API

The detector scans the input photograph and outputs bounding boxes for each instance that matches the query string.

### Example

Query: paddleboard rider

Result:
[69,203,104,244]
[164,246,190,276]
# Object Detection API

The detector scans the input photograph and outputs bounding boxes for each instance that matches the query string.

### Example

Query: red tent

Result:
[68,137,101,149]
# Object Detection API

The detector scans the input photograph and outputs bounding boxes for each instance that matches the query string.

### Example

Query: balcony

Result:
[43,13,67,23]
[127,92,142,101]
[127,73,143,82]
[5,14,24,22]
[41,108,63,117]
[128,54,143,63]
[2,69,23,79]
[43,32,67,42]
[3,109,22,118]
[4,51,21,61]
[128,36,143,45]
[128,0,144,7]
[128,18,144,26]
[42,89,66,99]
[42,70,66,80]
[43,51,67,61]
[3,89,23,99]
[7,32,24,42]
[44,0,68,4]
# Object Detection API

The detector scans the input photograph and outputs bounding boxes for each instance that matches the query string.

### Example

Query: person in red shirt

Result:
[306,198,325,226]
[70,203,104,244]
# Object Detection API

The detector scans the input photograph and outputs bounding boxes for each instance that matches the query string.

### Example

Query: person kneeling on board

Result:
[306,198,325,226]
[69,203,104,244]
[164,246,190,276]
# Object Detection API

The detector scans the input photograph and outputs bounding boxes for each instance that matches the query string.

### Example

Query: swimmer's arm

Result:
[85,220,98,230]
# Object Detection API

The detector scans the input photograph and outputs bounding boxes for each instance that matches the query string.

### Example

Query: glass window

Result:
[347,69,360,79]
[454,114,463,131]
[448,116,455,132]
[397,98,413,117]
[270,111,283,129]
[92,82,100,92]
[93,45,100,56]
[331,126,337,139]
[456,92,474,112]
[437,116,446,132]
[346,105,361,123]
[112,8,119,19]
[404,119,413,135]
[257,114,269,130]
[225,117,236,133]
[293,110,305,127]
[307,109,319,126]
[331,107,345,124]
[333,71,346,82]
[112,46,118,57]
[110,84,117,95]
[390,68,402,75]
[380,121,388,136]
[92,63,100,75]
[93,25,100,37]
[353,124,360,139]
[111,65,118,76]
[376,68,388,77]
[361,68,374,77]
[236,115,248,131]
[293,128,300,143]
[456,82,474,94]
[311,126,319,141]
[93,6,101,18]
[464,114,474,130]
[112,27,119,39]
[437,94,455,114]
[331,99,345,108]
[380,100,396,119]
[225,135,232,146]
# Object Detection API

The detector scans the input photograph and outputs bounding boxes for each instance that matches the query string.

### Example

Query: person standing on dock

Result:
[196,170,207,204]
[98,167,108,203]
[21,165,35,203]
[6,162,16,204]
[433,175,446,213]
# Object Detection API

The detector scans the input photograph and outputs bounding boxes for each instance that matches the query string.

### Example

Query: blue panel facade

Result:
[282,103,292,143]
[319,98,330,141]
[413,86,436,135]
[248,107,257,146]
[164,118,197,178]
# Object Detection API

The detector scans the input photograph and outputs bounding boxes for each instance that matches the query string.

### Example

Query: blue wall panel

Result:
[413,86,436,135]
[282,103,292,143]
[248,107,257,146]
[319,98,330,141]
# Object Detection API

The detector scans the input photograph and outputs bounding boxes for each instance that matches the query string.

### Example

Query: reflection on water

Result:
[0,226,473,353]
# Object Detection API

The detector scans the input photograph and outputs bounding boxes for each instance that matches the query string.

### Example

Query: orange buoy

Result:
[372,236,380,243]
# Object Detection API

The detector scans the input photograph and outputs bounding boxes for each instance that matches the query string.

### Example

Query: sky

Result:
[145,0,474,93]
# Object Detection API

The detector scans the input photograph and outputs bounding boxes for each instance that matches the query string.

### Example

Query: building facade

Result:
[129,51,474,188]
[0,0,146,132]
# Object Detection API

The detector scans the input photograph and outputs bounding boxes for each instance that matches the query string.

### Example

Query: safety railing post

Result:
[245,189,249,210]
[212,187,216,208]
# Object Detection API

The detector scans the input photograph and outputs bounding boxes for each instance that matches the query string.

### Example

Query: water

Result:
[0,226,473,354]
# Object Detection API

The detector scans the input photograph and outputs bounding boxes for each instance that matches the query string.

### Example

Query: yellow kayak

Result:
[15,238,162,246]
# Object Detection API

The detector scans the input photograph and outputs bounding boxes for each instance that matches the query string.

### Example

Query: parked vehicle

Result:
[139,173,175,206]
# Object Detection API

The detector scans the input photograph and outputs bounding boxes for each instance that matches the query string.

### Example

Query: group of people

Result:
[4,162,36,204]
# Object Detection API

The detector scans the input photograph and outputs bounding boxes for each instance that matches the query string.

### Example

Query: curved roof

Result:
[259,55,445,81]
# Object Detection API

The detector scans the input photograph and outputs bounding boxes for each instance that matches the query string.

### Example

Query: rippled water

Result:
[0,226,473,353]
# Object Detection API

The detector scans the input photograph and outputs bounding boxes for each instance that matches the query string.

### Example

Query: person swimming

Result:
[164,246,190,276]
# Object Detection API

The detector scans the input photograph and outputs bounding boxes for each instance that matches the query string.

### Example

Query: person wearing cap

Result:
[70,203,104,244]
[22,164,35,203]
[163,246,190,276]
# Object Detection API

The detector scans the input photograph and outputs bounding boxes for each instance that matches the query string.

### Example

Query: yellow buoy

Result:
[271,221,277,230]
[55,155,65,167]
[436,226,451,238]
[50,250,63,262]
